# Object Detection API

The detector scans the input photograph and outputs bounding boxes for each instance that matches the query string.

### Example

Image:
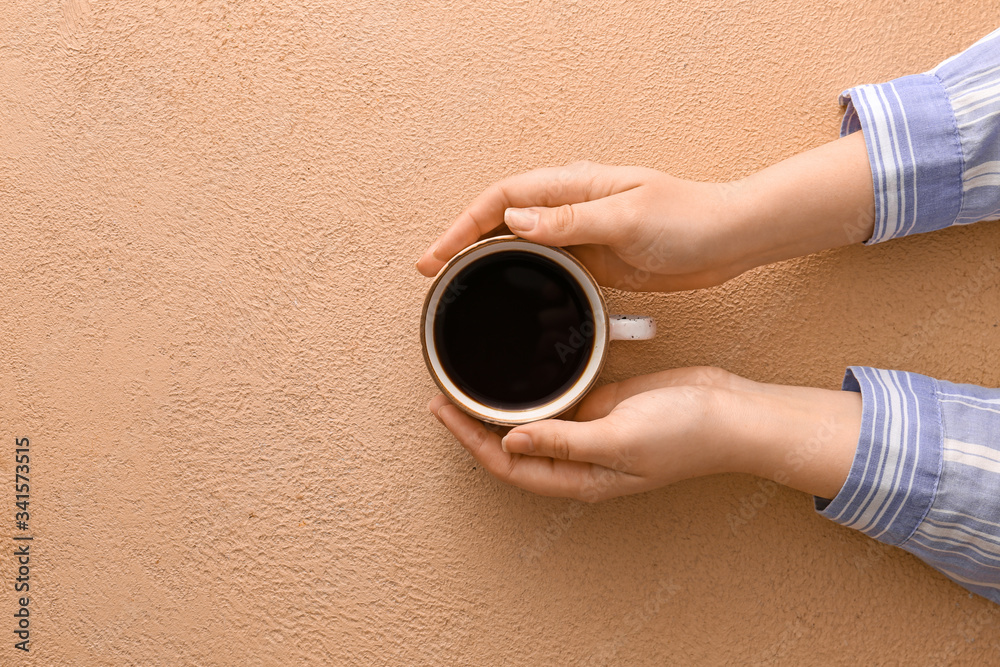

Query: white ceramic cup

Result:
[421,235,656,425]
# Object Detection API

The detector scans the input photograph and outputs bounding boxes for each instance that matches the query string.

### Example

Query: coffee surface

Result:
[434,250,595,409]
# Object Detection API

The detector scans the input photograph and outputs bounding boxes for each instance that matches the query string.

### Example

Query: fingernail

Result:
[501,432,532,454]
[504,208,538,233]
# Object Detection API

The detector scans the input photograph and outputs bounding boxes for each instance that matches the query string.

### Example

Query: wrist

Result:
[713,178,775,273]
[718,132,876,271]
[698,177,796,280]
[729,383,862,499]
[660,178,767,283]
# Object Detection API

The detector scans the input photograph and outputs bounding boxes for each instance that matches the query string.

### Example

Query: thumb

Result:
[501,417,632,471]
[503,195,636,248]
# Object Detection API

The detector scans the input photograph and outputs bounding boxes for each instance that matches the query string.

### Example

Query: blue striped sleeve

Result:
[839,27,1000,244]
[816,367,1000,604]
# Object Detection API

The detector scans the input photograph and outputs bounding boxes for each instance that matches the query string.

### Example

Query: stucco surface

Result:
[2,1,1000,664]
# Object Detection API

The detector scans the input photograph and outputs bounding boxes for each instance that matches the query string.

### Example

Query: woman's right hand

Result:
[415,132,874,291]
[415,159,749,292]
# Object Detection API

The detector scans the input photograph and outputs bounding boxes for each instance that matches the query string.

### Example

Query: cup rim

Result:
[421,235,609,426]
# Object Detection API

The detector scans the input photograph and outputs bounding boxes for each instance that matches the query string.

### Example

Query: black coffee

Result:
[434,250,595,409]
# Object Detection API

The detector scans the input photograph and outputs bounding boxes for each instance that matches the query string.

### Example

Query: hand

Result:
[416,160,744,292]
[415,132,874,291]
[428,367,862,502]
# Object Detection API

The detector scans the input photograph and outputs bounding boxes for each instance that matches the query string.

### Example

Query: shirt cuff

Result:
[814,367,943,547]
[839,74,964,245]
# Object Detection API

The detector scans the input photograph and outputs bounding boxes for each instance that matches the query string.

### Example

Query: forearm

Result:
[723,131,875,272]
[724,381,863,500]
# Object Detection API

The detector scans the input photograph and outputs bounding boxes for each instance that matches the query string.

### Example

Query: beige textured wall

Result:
[2,0,1000,664]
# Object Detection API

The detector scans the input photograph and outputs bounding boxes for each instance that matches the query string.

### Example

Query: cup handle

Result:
[609,314,656,341]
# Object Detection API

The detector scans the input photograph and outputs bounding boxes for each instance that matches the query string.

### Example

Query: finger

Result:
[416,162,648,276]
[501,416,635,471]
[430,396,636,500]
[502,191,643,249]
